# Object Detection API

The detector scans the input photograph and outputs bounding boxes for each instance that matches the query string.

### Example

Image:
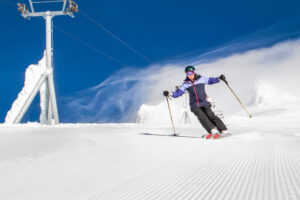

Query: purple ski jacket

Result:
[172,74,220,108]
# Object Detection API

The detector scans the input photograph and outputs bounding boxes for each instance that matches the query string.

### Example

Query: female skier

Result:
[163,66,229,139]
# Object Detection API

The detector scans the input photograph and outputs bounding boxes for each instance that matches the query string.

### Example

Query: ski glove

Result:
[163,91,171,97]
[219,74,228,84]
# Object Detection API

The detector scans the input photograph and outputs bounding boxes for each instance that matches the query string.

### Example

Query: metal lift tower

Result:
[16,0,78,125]
[180,91,191,124]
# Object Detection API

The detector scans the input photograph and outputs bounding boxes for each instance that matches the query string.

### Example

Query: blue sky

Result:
[1,0,300,122]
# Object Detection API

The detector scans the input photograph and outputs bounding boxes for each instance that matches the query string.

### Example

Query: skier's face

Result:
[186,71,195,80]
[188,74,195,80]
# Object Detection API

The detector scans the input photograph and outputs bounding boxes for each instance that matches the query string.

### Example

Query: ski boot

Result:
[206,128,219,139]
[220,130,231,137]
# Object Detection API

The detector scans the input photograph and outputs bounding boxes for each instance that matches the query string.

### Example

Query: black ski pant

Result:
[191,106,227,133]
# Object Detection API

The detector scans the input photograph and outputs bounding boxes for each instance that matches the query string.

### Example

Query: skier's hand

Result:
[163,90,171,97]
[219,74,228,84]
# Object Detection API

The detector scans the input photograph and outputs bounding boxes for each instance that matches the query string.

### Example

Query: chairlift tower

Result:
[180,91,191,124]
[16,0,78,125]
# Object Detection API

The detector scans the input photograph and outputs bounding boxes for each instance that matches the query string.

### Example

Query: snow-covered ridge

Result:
[137,80,300,127]
[251,81,299,107]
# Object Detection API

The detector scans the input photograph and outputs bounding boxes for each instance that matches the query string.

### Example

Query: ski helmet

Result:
[185,66,195,73]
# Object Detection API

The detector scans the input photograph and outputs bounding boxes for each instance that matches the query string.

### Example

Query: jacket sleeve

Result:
[198,76,220,85]
[208,77,220,84]
[171,83,188,98]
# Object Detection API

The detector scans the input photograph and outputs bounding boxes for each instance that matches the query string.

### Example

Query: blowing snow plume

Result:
[59,65,183,123]
[59,38,300,124]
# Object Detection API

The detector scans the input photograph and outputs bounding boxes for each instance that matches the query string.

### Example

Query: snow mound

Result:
[228,81,300,130]
[244,81,300,117]
[137,99,185,125]
[137,96,223,126]
[252,81,299,107]
[5,53,47,124]
[137,80,300,128]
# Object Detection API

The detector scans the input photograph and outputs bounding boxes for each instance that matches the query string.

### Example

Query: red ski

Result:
[204,133,232,139]
[213,134,220,139]
[205,134,213,139]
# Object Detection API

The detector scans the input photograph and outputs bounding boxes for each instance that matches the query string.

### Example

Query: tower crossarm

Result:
[26,11,66,17]
[18,0,78,18]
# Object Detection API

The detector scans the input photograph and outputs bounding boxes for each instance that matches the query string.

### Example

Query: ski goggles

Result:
[186,71,195,76]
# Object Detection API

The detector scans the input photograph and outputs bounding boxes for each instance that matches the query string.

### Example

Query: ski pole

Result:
[223,80,252,118]
[165,96,177,136]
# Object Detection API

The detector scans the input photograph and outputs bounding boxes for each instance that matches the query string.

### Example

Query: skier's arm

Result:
[198,76,220,85]
[171,83,188,98]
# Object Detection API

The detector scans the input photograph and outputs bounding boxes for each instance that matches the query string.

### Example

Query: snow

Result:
[0,120,299,199]
[5,52,47,124]
[137,95,223,127]
[137,97,195,125]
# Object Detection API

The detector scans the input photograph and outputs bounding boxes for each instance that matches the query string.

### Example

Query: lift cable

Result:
[54,25,128,67]
[78,9,153,65]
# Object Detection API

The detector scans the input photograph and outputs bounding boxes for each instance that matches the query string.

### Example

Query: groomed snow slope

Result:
[0,121,299,200]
